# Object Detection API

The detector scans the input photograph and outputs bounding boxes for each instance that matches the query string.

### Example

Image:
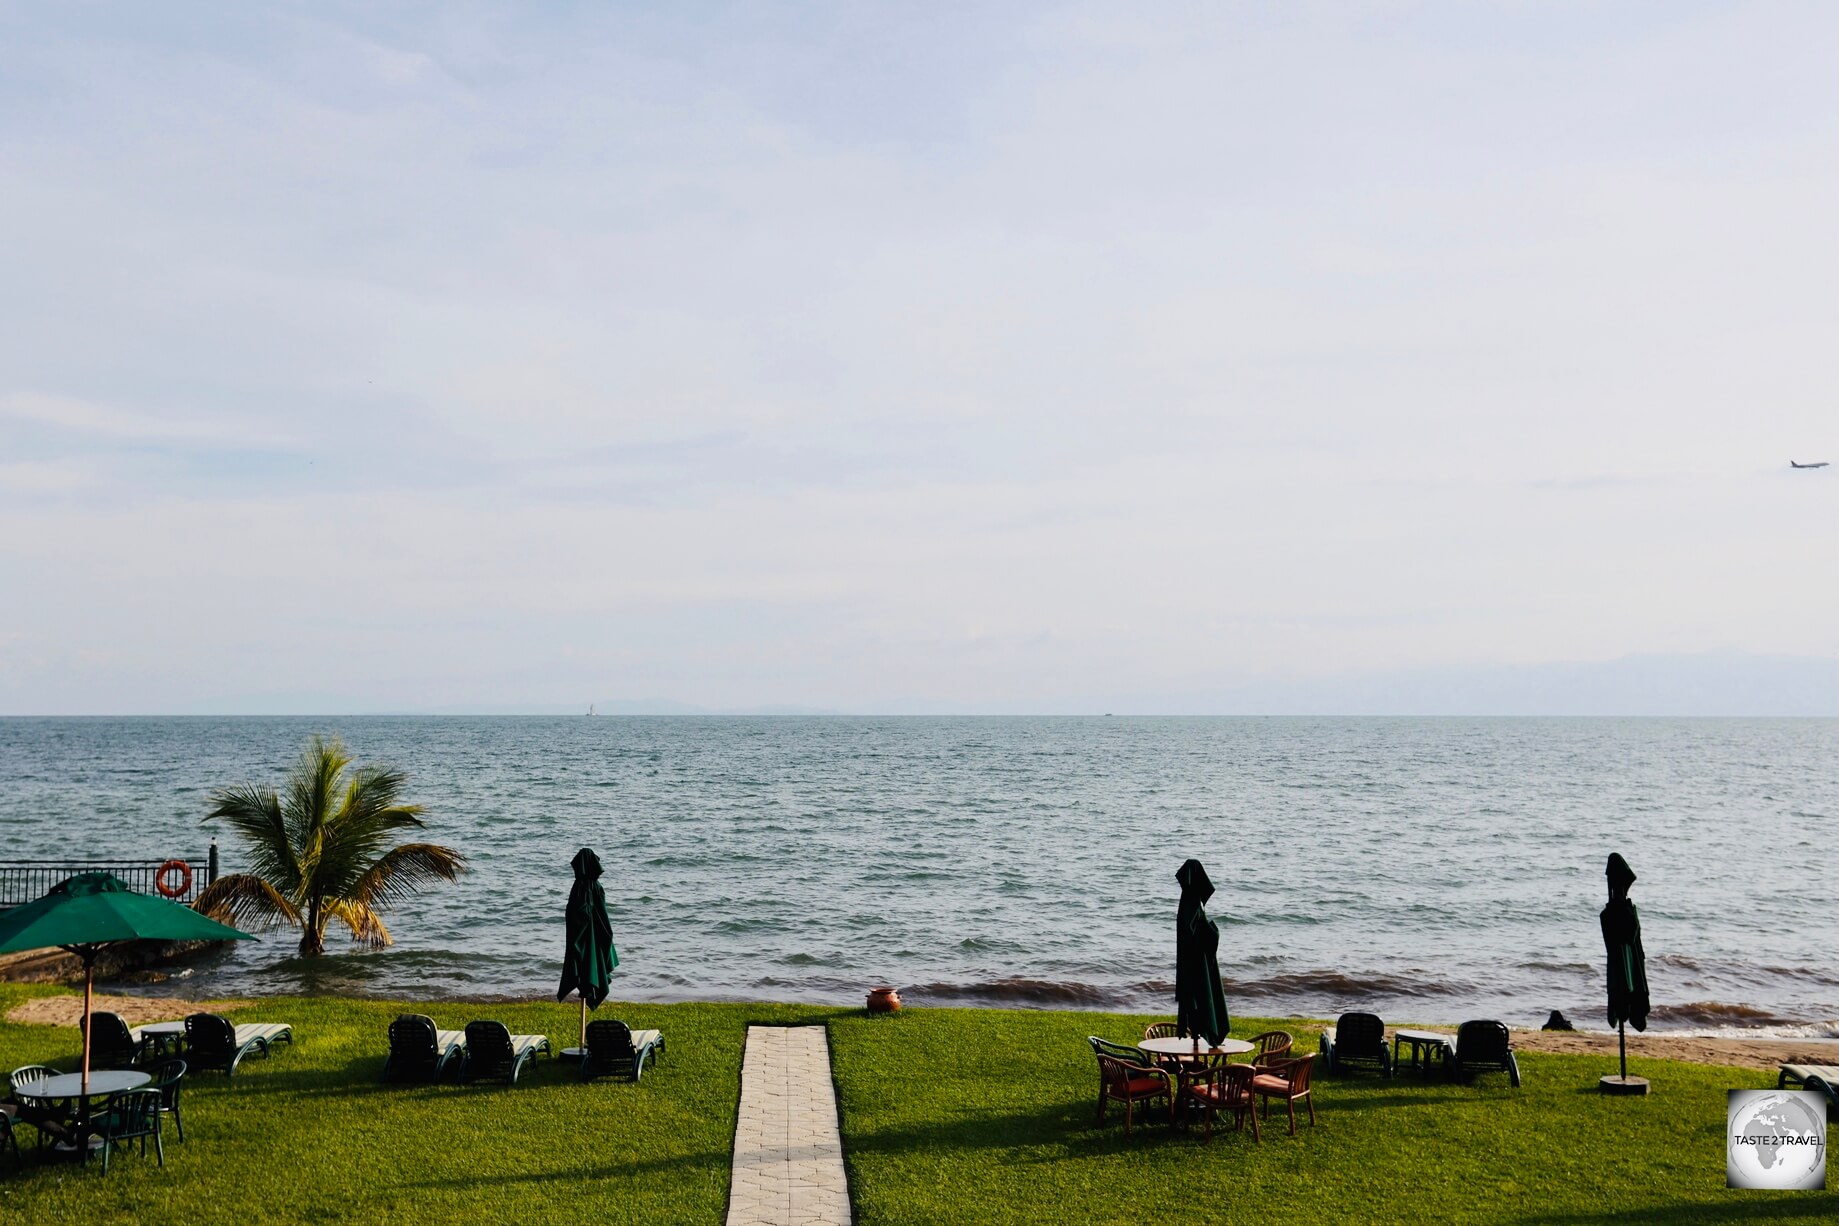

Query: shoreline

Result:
[9,987,1835,1073]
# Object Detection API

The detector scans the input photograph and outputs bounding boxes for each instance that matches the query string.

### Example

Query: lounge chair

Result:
[80,1011,145,1070]
[0,1101,19,1170]
[460,1021,550,1085]
[579,1020,664,1083]
[1450,1019,1521,1087]
[1320,1012,1392,1077]
[184,1013,294,1076]
[1087,1037,1173,1135]
[383,1014,466,1083]
[1777,1064,1839,1104]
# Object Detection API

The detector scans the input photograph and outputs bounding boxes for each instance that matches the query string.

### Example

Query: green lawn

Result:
[2,986,1833,1224]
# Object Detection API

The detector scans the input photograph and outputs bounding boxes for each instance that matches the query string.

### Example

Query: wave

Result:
[1228,969,1470,1000]
[1648,1000,1806,1029]
[904,977,1141,1008]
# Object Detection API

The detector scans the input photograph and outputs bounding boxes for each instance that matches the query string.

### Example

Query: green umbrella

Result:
[1599,852,1650,1087]
[0,872,255,1093]
[1175,858,1230,1047]
[556,847,617,1055]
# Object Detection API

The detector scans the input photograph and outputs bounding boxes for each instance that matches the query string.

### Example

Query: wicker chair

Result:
[1451,1020,1521,1087]
[1252,1056,1317,1135]
[1143,1022,1181,1041]
[1181,1060,1259,1143]
[1320,1012,1392,1077]
[1087,1037,1173,1135]
[1242,1030,1293,1070]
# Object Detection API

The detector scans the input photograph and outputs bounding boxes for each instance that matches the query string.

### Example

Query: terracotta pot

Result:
[866,987,902,1014]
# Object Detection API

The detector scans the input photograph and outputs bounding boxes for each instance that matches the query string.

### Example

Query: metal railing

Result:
[0,843,219,911]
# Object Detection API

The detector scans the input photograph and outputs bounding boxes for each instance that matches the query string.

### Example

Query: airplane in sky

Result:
[1789,460,1829,469]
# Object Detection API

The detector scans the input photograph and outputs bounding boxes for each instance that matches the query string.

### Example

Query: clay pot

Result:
[866,987,902,1014]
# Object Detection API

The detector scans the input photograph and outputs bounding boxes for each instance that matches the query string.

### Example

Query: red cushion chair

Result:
[1252,1055,1318,1136]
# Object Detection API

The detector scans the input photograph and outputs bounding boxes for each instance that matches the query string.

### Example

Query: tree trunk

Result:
[301,897,325,957]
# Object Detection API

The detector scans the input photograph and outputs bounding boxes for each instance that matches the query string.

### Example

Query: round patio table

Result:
[1139,1036,1254,1059]
[13,1069,151,1105]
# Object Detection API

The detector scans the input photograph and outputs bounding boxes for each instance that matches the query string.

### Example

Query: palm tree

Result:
[195,735,467,957]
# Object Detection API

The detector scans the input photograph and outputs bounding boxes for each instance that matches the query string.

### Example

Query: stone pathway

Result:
[726,1026,852,1226]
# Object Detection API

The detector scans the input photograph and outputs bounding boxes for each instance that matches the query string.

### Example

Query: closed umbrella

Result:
[557,847,617,1057]
[0,873,255,1093]
[1175,858,1230,1047]
[1598,852,1650,1094]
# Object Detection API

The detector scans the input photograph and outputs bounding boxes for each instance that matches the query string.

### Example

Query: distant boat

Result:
[587,704,597,716]
[1789,460,1829,469]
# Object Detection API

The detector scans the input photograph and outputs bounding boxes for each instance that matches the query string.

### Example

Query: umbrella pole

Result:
[82,953,94,1096]
[580,995,587,1053]
[1618,1021,1627,1082]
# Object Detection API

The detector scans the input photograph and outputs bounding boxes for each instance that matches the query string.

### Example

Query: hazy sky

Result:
[1,2,1834,714]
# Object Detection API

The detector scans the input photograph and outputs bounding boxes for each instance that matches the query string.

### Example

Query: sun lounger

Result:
[460,1021,550,1085]
[1450,1019,1520,1087]
[1320,1012,1393,1077]
[80,1012,147,1069]
[1777,1064,1839,1104]
[383,1014,466,1083]
[579,1020,664,1083]
[184,1013,293,1076]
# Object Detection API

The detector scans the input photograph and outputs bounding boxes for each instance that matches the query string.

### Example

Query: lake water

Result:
[1,716,1833,1036]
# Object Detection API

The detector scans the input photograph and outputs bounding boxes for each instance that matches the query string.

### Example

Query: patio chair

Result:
[1450,1020,1520,1087]
[146,1059,187,1142]
[1087,1036,1173,1135]
[460,1021,551,1085]
[184,1013,288,1076]
[1320,1012,1392,1077]
[1180,1060,1259,1144]
[1143,1022,1181,1041]
[1777,1064,1839,1105]
[1243,1030,1294,1070]
[79,1012,145,1070]
[1252,1055,1317,1135]
[6,1065,74,1150]
[579,1020,665,1083]
[88,1088,163,1174]
[1,1102,19,1170]
[383,1014,466,1083]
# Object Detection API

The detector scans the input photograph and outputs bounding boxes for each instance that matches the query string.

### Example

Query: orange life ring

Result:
[155,859,192,899]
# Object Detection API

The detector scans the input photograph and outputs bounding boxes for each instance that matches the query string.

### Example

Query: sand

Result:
[1508,1028,1835,1073]
[5,993,249,1029]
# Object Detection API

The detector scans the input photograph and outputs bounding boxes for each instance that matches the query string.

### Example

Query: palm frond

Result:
[202,785,300,891]
[324,898,393,949]
[193,873,302,933]
[346,842,468,912]
[286,735,351,857]
[312,764,430,896]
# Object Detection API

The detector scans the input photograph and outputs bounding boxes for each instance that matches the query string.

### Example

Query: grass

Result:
[2,986,1833,1224]
[832,1008,1836,1226]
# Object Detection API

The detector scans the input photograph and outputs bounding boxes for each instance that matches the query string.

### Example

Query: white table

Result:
[14,1070,151,1102]
[1139,1036,1254,1059]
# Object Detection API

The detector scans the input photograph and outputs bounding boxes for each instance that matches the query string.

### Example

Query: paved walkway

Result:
[726,1026,852,1226]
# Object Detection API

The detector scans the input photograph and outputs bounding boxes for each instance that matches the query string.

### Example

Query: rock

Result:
[1542,1009,1576,1031]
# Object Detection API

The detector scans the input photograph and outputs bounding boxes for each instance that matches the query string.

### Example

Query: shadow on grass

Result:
[1514,1195,1839,1224]
[397,1149,730,1190]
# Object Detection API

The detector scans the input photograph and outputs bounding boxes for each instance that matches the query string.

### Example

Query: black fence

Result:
[0,845,219,911]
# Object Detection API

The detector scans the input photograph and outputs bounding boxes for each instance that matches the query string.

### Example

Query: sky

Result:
[0,1,1834,715]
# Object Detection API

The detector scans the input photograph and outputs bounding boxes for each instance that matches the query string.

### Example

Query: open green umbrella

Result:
[1598,852,1650,1093]
[1175,858,1230,1047]
[556,848,617,1056]
[0,872,255,1093]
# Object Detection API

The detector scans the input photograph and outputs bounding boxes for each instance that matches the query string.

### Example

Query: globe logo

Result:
[1726,1090,1826,1190]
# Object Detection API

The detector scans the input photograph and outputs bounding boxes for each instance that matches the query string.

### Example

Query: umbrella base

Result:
[1599,1075,1650,1095]
[561,1046,587,1061]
